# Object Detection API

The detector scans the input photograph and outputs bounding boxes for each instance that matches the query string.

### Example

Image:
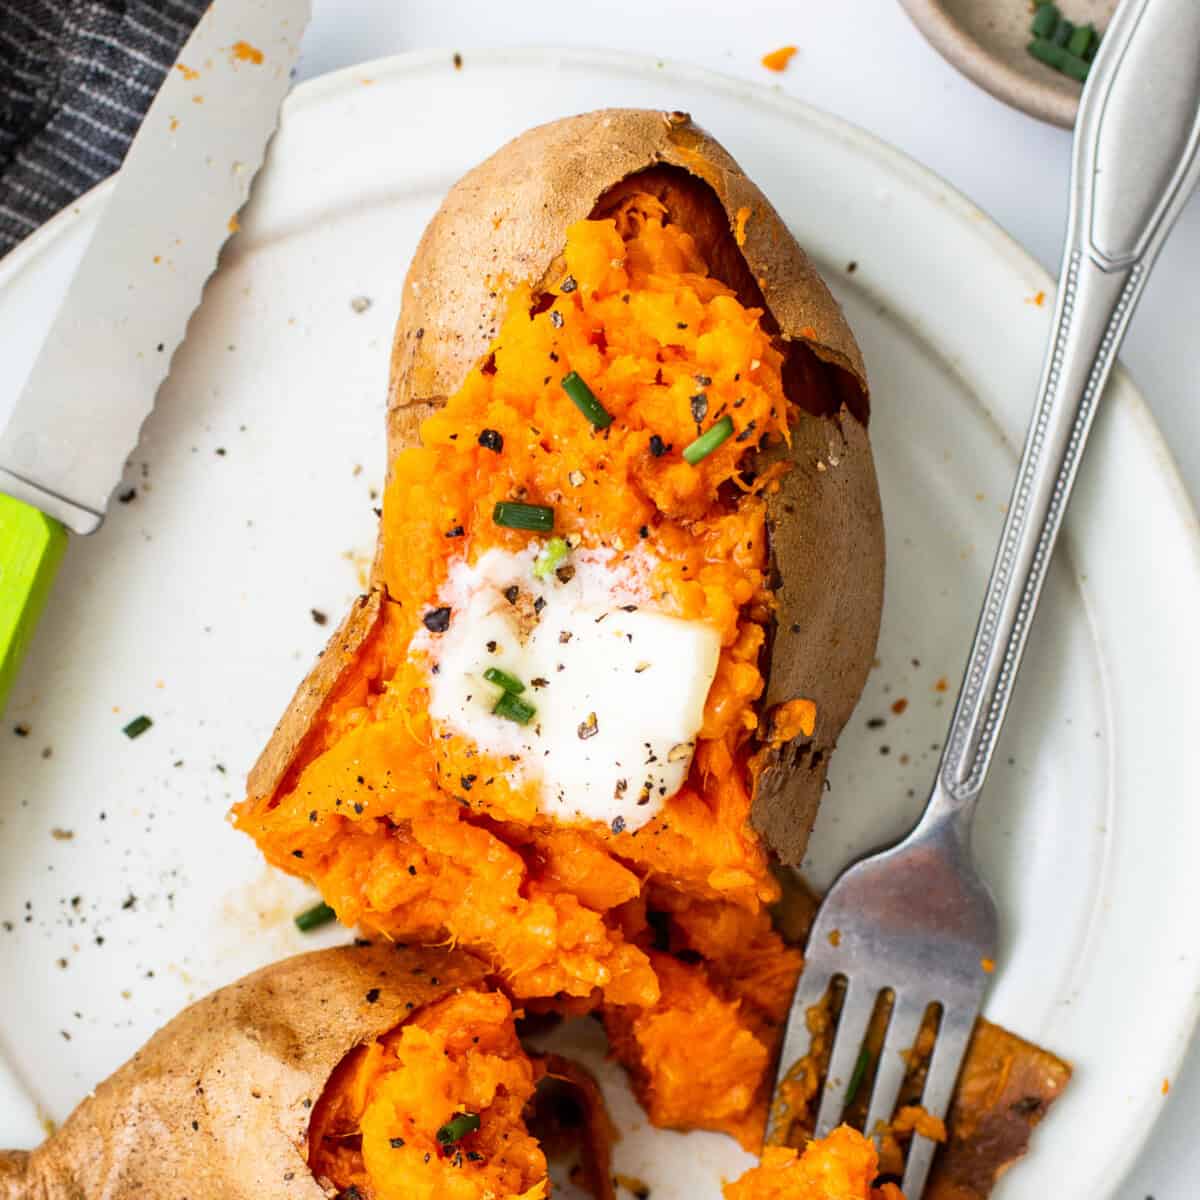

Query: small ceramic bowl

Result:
[898,0,1117,128]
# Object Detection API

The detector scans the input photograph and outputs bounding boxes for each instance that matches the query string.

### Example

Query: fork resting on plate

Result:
[766,1,1200,1193]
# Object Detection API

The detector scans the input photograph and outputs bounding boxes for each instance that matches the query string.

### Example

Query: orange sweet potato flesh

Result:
[310,988,549,1200]
[725,1128,903,1200]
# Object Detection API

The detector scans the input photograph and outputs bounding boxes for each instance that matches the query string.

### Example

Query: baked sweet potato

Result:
[0,945,624,1200]
[231,107,885,1144]
[0,945,491,1199]
[233,119,882,1153]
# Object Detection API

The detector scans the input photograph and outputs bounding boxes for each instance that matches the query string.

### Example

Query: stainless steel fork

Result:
[767,1,1200,1193]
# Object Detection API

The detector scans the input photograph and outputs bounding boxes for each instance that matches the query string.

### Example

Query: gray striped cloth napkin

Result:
[0,0,207,259]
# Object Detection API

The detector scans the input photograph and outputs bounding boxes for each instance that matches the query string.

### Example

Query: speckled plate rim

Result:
[897,0,1081,127]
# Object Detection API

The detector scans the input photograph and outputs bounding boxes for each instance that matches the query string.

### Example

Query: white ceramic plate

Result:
[1,48,1197,1199]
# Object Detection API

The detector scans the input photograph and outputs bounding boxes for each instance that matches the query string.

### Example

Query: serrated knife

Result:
[0,0,312,712]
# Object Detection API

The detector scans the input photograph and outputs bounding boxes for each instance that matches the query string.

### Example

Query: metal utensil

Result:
[0,0,312,712]
[767,0,1200,1192]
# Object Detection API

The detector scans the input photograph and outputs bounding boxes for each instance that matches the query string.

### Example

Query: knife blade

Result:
[0,0,312,711]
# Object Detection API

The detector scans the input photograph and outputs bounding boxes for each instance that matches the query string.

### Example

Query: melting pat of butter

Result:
[422,548,721,829]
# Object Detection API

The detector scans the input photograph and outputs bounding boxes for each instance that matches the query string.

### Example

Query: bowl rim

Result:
[897,0,1080,128]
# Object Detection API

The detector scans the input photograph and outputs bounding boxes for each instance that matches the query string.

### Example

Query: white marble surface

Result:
[293,4,1196,1197]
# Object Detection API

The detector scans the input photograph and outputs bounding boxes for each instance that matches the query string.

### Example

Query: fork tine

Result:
[773,966,833,1090]
[862,992,927,1143]
[901,1008,975,1198]
[814,977,879,1137]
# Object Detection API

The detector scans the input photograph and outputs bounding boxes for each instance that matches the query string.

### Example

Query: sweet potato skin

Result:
[248,108,885,864]
[0,945,486,1200]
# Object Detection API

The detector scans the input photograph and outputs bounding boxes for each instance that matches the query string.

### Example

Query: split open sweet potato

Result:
[233,109,884,1145]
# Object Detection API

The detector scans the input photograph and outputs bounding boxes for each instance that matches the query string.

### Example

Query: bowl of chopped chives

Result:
[897,0,1116,127]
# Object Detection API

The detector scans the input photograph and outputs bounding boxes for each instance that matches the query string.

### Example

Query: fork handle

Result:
[931,0,1200,817]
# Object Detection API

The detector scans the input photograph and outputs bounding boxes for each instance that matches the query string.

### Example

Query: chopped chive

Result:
[1067,22,1096,58]
[436,1112,481,1146]
[1059,50,1091,81]
[1030,1,1059,37]
[561,371,612,429]
[682,415,735,465]
[295,901,337,932]
[493,501,554,532]
[1051,17,1074,46]
[1028,36,1066,69]
[493,691,536,725]
[533,536,570,580]
[483,666,526,694]
[122,715,153,739]
[844,1046,871,1107]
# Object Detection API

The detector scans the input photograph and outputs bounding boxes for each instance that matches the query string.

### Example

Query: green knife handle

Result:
[0,494,67,716]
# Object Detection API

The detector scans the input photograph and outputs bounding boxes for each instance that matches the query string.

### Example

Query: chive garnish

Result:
[483,666,526,694]
[122,715,153,739]
[295,901,337,932]
[533,536,570,579]
[493,501,554,532]
[561,371,612,429]
[1030,2,1059,38]
[1067,22,1096,59]
[1028,4,1098,80]
[436,1112,481,1146]
[1028,38,1091,80]
[844,1046,871,1107]
[682,415,735,465]
[493,691,536,725]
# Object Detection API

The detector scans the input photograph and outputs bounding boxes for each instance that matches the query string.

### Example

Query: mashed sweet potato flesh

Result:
[310,989,547,1200]
[725,1129,903,1200]
[238,196,808,1144]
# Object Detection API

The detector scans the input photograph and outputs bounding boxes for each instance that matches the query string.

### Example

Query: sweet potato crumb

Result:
[761,45,798,72]
[892,1104,947,1142]
[230,41,263,65]
[1026,290,1046,307]
[828,929,841,947]
[1162,1077,1170,1095]
[934,676,949,693]
[981,957,996,973]
[227,214,240,233]
[176,63,199,80]
[890,697,908,715]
